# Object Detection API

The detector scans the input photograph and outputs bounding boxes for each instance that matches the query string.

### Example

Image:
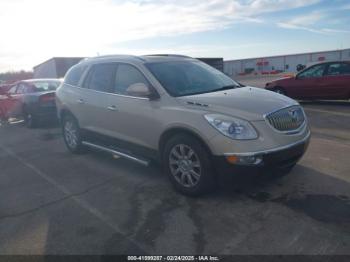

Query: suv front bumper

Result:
[214,132,310,176]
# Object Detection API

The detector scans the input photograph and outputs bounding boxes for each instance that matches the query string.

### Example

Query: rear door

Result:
[322,62,350,99]
[6,84,25,118]
[80,63,117,135]
[0,85,17,118]
[292,63,328,99]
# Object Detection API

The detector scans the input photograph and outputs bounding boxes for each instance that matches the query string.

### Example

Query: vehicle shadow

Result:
[38,157,350,254]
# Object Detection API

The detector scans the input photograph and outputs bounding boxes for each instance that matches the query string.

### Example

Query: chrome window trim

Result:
[263,105,307,135]
[224,131,310,157]
[67,61,159,100]
[64,83,150,101]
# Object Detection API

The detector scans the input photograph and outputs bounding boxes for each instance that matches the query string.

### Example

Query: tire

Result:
[163,133,216,196]
[62,114,85,154]
[274,87,286,96]
[24,111,37,128]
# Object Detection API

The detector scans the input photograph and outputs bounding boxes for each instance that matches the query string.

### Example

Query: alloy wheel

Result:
[64,120,78,149]
[169,144,201,188]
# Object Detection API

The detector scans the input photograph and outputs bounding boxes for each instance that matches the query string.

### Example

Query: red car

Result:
[265,61,350,100]
[0,79,61,127]
[0,83,15,95]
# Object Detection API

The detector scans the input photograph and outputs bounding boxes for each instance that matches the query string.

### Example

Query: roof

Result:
[22,78,62,83]
[79,54,197,66]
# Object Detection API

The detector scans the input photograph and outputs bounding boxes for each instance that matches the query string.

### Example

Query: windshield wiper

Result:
[209,84,241,93]
[177,84,241,97]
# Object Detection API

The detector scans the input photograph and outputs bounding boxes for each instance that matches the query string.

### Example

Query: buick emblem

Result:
[289,109,299,122]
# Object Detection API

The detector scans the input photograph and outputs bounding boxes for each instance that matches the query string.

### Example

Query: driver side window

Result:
[114,64,149,96]
[298,64,326,79]
[8,85,17,94]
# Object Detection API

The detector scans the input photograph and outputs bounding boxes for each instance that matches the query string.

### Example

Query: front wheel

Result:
[62,115,84,153]
[274,87,286,96]
[163,134,216,196]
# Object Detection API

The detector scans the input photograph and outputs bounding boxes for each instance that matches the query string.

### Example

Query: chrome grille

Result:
[266,106,305,132]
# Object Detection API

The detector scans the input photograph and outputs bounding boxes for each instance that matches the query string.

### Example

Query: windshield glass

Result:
[30,81,61,92]
[146,61,239,97]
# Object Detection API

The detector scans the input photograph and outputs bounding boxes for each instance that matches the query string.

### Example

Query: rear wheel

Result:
[62,114,84,153]
[0,108,8,124]
[24,111,37,128]
[163,134,216,196]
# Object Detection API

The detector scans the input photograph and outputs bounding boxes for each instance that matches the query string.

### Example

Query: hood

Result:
[271,76,294,84]
[176,87,298,121]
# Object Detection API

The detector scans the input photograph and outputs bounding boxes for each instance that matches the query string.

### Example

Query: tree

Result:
[0,70,34,84]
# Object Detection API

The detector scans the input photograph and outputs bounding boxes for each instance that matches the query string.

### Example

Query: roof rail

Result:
[144,54,192,58]
[85,54,146,61]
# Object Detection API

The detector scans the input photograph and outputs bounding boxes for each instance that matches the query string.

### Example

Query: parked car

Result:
[265,61,350,100]
[0,79,62,127]
[0,83,15,95]
[56,55,310,195]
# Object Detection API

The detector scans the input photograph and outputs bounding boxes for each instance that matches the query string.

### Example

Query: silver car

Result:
[56,55,310,195]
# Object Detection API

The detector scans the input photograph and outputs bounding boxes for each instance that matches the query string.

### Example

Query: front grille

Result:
[266,106,305,132]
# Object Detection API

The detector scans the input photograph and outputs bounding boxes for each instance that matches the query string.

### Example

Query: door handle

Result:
[77,99,85,104]
[107,105,117,111]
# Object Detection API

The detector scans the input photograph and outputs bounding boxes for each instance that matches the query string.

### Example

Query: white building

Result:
[33,57,85,78]
[224,48,350,77]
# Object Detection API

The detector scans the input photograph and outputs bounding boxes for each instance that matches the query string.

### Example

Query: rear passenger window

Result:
[65,65,87,86]
[16,84,27,94]
[88,64,116,93]
[326,63,350,76]
[115,64,149,95]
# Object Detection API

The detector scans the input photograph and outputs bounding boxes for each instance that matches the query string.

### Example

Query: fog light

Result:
[225,155,263,165]
[239,155,263,165]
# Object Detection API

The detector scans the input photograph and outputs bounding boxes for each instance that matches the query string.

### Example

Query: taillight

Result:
[40,94,55,103]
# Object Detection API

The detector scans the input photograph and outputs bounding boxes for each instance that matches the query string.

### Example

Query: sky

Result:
[0,0,349,72]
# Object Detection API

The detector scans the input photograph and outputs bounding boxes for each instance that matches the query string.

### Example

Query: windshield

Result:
[30,81,61,92]
[146,61,240,97]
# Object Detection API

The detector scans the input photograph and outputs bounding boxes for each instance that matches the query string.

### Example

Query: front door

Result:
[292,63,327,99]
[105,63,160,150]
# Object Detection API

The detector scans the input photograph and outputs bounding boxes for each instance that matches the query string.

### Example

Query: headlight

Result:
[204,114,258,140]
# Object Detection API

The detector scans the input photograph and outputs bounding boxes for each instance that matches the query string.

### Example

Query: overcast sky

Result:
[0,0,349,72]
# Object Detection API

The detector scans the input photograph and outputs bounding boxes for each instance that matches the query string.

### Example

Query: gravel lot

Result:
[0,101,349,255]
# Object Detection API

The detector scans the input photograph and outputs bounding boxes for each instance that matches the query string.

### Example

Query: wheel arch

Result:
[274,86,287,95]
[158,127,213,157]
[59,108,79,125]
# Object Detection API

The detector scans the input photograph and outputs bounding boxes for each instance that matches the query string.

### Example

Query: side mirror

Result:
[126,83,159,99]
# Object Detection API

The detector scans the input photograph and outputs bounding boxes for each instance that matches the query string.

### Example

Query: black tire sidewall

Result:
[24,112,36,128]
[274,87,286,96]
[62,115,84,153]
[163,134,216,196]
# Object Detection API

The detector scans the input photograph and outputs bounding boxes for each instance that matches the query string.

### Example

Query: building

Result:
[197,58,224,72]
[223,48,350,77]
[33,56,223,79]
[33,57,85,78]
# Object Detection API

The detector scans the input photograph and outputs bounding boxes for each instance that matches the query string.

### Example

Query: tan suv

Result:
[56,55,310,195]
